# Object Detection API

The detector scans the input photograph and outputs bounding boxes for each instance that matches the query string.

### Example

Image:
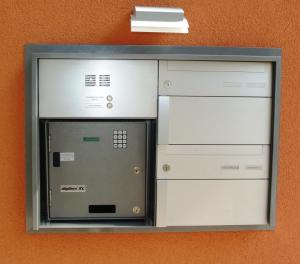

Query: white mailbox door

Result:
[157,59,273,228]
[159,60,272,97]
[158,96,272,145]
[157,145,270,180]
[156,179,269,227]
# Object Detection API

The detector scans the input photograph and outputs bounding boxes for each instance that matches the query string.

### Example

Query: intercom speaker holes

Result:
[85,74,96,87]
[99,74,111,87]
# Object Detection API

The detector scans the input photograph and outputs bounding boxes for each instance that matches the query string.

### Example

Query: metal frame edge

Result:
[24,44,282,233]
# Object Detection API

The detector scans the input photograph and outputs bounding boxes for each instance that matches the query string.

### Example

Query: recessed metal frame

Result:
[25,44,281,233]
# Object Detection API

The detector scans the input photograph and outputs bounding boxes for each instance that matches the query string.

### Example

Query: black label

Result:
[53,152,60,167]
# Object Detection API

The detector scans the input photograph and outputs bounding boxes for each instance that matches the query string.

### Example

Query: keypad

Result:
[113,130,127,149]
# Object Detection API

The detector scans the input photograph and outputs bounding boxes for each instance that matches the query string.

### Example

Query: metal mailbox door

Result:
[47,121,147,219]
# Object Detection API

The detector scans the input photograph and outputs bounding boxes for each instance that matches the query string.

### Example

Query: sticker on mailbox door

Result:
[60,185,87,192]
[60,152,75,162]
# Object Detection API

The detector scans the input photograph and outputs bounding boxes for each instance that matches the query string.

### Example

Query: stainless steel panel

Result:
[159,60,272,97]
[48,121,147,219]
[39,59,158,118]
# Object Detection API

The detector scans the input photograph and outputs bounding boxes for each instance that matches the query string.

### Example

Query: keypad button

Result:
[122,144,127,148]
[123,130,127,134]
[118,144,122,148]
[113,144,118,148]
[113,130,118,135]
[113,139,118,143]
[122,135,127,139]
[118,130,122,134]
[117,139,122,143]
[118,135,122,139]
[113,135,118,139]
[122,140,126,143]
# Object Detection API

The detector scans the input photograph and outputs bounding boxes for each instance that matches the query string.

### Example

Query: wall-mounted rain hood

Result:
[131,6,189,33]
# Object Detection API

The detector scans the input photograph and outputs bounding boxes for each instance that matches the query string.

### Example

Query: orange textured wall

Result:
[0,0,300,263]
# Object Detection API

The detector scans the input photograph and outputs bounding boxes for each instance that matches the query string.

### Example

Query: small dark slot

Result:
[53,152,60,167]
[89,205,116,214]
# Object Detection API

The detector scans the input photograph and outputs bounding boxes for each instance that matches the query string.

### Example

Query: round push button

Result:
[107,95,113,101]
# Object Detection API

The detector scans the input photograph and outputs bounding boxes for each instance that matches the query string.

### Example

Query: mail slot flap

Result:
[158,96,271,144]
[157,145,270,180]
[156,179,269,227]
[159,60,272,97]
[39,59,158,118]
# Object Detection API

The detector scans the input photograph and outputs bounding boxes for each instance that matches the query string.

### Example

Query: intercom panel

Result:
[39,59,158,118]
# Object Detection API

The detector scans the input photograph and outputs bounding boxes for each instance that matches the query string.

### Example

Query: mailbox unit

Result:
[25,45,281,232]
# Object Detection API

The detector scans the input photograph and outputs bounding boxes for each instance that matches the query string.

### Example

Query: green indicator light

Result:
[83,137,100,142]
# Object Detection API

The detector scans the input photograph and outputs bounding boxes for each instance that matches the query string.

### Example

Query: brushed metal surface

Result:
[48,121,147,219]
[39,59,158,118]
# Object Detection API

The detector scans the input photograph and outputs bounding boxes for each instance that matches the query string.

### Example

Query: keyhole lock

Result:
[162,164,171,172]
[133,166,141,175]
[132,206,141,214]
[164,80,172,88]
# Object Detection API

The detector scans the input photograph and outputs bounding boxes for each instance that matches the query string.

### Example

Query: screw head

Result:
[133,166,141,175]
[132,206,141,214]
[162,164,171,172]
[164,80,172,88]
[107,102,113,109]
